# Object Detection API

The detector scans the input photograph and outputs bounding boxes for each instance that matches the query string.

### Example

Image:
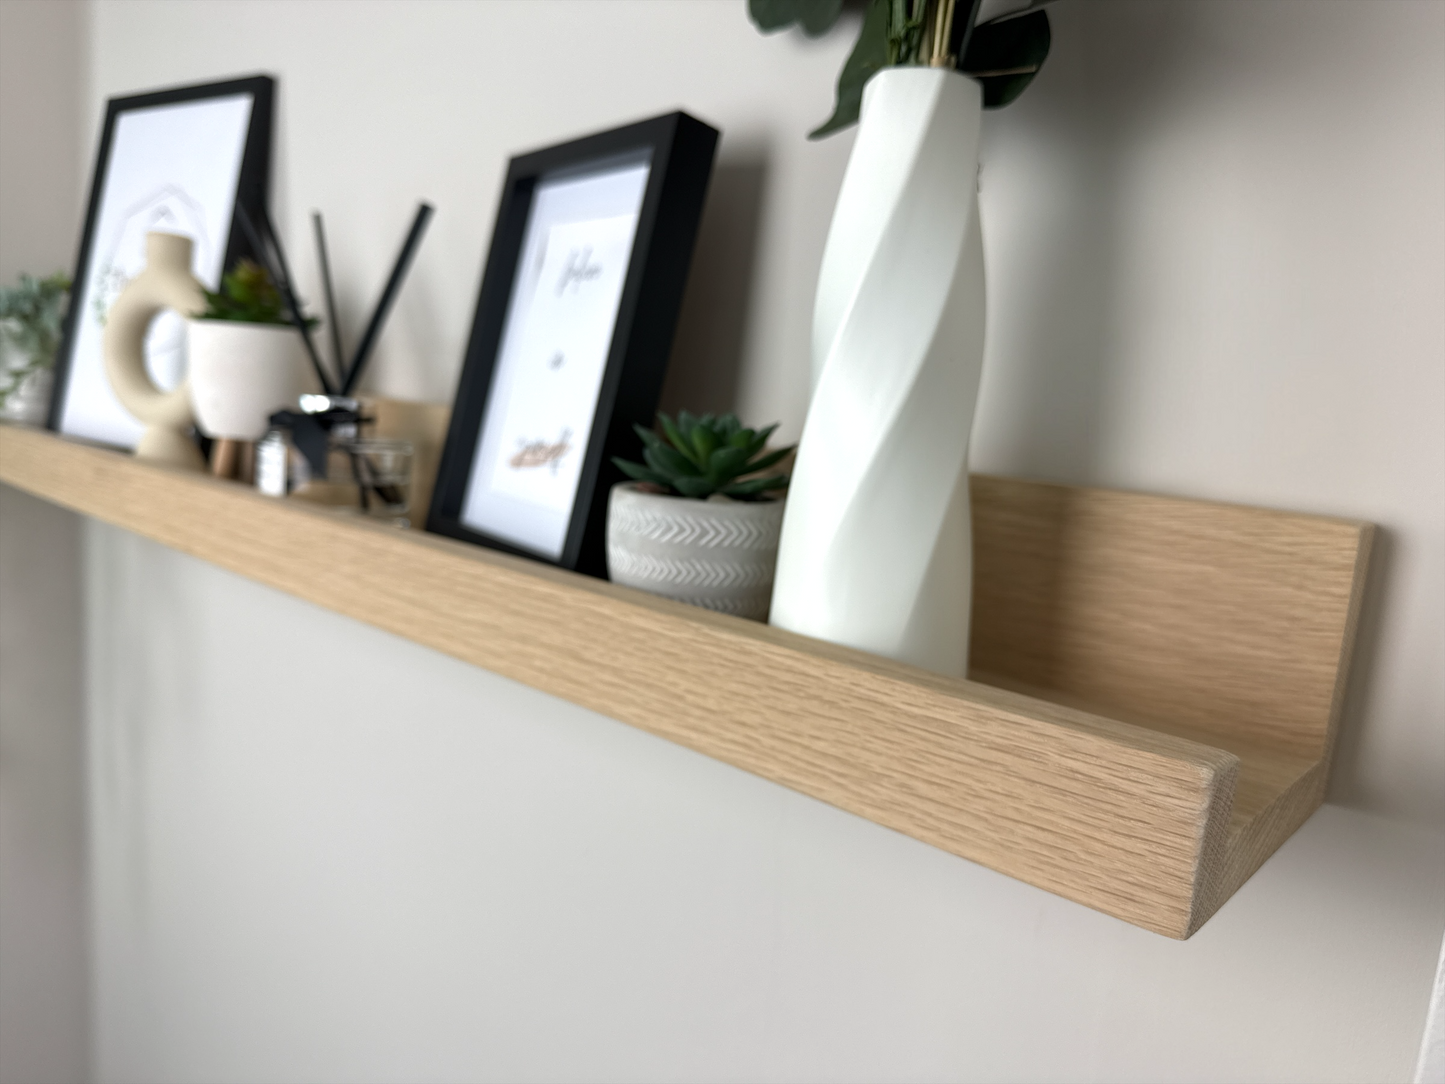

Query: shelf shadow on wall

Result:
[657,157,767,421]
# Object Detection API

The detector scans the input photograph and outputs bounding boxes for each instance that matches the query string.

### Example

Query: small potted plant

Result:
[188,259,310,443]
[0,271,70,426]
[609,412,795,620]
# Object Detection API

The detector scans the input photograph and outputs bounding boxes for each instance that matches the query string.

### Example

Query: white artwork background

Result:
[58,93,254,447]
[461,159,650,559]
[486,214,639,511]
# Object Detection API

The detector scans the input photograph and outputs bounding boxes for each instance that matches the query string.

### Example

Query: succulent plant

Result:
[199,259,314,327]
[614,411,794,501]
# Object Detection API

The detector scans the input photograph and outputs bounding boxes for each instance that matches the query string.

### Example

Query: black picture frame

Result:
[428,110,718,578]
[48,74,275,446]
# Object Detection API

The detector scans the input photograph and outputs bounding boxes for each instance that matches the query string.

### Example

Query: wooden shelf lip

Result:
[0,422,1372,939]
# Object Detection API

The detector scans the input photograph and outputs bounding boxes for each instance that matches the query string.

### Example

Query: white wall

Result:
[84,0,1445,827]
[971,0,1445,827]
[0,0,85,279]
[0,2,90,1082]
[2,0,1442,1081]
[85,523,1445,1084]
[86,0,860,433]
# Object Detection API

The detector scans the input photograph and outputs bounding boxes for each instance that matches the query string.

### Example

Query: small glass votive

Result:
[339,438,413,526]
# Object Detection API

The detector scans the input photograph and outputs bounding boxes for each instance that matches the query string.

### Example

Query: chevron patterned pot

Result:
[606,482,786,621]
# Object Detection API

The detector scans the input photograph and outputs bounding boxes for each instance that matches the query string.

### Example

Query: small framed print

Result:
[428,111,718,576]
[49,75,273,448]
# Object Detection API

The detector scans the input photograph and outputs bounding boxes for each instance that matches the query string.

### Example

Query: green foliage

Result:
[885,0,933,67]
[613,411,794,501]
[0,271,70,410]
[809,0,892,139]
[749,0,1051,139]
[748,0,843,37]
[199,259,295,325]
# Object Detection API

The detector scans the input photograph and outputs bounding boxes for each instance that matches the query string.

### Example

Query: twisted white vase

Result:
[770,67,985,677]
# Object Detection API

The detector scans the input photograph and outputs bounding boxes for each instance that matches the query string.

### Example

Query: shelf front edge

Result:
[1,426,1241,937]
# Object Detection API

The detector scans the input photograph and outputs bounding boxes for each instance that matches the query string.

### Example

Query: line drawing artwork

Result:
[89,184,214,390]
[54,89,256,449]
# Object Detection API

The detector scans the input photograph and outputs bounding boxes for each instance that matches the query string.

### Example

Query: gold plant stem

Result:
[931,0,958,67]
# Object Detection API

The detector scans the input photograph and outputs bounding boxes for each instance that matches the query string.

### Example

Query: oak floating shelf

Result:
[0,420,1372,939]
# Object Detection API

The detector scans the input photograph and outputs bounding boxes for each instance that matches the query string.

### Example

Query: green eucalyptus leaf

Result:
[749,0,843,37]
[809,0,890,140]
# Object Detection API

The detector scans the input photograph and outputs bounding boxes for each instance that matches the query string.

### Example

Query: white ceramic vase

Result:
[770,67,986,677]
[606,483,786,620]
[187,319,307,441]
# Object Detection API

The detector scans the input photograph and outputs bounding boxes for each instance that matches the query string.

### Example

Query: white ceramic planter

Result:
[0,361,52,426]
[770,67,986,678]
[606,482,786,620]
[187,319,308,441]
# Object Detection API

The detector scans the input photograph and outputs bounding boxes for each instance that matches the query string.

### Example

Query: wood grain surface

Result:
[0,418,1372,938]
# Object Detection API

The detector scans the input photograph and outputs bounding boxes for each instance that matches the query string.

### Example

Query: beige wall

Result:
[0,0,84,282]
[83,0,1445,826]
[971,0,1444,827]
[83,524,1445,1083]
[1,1,1441,1081]
[0,3,89,1083]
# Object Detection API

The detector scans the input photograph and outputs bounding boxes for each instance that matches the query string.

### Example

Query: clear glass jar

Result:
[256,416,412,527]
[339,438,413,525]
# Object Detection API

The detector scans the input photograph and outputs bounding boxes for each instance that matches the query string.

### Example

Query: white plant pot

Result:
[606,482,786,621]
[770,67,986,678]
[187,319,308,441]
[0,362,53,426]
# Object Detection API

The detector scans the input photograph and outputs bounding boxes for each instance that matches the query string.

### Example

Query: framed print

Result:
[49,75,274,448]
[428,111,718,577]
